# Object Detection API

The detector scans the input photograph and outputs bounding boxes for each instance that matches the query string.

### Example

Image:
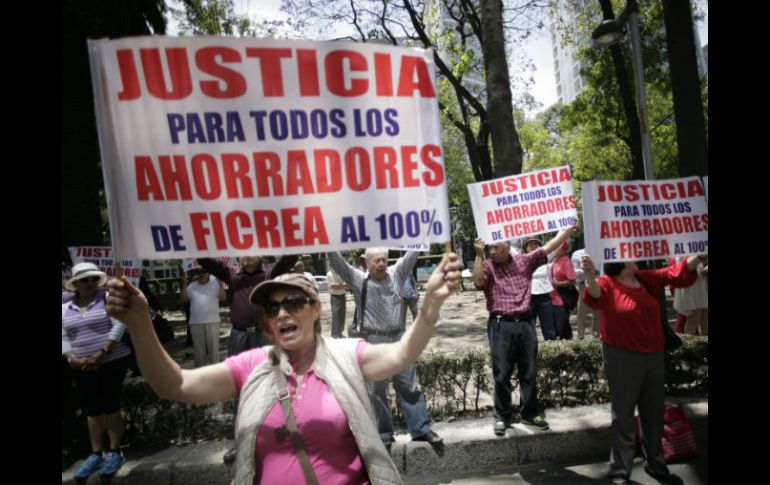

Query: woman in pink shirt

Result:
[105,253,462,485]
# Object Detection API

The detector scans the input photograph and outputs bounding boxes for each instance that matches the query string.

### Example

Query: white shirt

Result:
[531,264,554,295]
[187,278,222,324]
[571,248,600,284]
[326,270,347,296]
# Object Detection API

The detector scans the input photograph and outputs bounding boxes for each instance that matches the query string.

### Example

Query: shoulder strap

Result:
[358,275,369,329]
[272,363,319,485]
[634,274,668,327]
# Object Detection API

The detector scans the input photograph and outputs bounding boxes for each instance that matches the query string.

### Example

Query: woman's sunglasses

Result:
[265,294,313,317]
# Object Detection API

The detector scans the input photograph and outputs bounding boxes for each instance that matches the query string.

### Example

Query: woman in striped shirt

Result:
[62,263,132,479]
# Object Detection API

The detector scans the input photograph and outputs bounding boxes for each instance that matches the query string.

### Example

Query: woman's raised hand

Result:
[424,252,462,305]
[581,254,596,276]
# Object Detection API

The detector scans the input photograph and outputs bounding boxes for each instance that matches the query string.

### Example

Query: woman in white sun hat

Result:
[62,262,132,479]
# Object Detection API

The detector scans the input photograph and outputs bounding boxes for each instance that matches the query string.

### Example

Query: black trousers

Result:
[487,315,539,422]
[72,357,129,416]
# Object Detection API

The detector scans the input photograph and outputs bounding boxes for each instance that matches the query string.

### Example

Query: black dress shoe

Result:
[644,464,684,485]
[412,431,443,444]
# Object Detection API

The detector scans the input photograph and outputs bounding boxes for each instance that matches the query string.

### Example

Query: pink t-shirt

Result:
[225,341,371,485]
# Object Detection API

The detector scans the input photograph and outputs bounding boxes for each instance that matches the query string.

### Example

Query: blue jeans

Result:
[366,333,432,442]
[530,293,556,341]
[487,315,539,422]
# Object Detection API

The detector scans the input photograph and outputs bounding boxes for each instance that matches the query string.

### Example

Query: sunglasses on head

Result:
[78,276,101,284]
[265,294,313,317]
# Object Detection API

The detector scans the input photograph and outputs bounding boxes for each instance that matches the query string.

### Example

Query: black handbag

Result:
[662,317,683,351]
[150,309,175,344]
[557,285,579,313]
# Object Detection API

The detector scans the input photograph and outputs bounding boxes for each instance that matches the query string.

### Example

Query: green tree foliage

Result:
[280,0,550,181]
[170,0,289,38]
[555,0,707,181]
[171,0,252,36]
[517,103,568,173]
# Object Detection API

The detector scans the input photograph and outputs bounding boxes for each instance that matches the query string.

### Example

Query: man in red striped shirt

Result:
[473,226,577,436]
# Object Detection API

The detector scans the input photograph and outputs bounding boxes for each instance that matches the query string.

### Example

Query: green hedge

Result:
[100,336,707,447]
[394,335,707,421]
[117,379,232,448]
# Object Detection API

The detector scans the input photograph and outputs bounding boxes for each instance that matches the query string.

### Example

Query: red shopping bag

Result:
[634,403,698,463]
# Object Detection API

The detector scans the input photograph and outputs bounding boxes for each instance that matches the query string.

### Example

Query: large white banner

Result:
[467,166,578,243]
[68,246,141,286]
[581,177,708,264]
[88,37,450,259]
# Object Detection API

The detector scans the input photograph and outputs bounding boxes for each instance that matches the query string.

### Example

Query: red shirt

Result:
[480,249,546,315]
[548,255,576,306]
[582,259,696,352]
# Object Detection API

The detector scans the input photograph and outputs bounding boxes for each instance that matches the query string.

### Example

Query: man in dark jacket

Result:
[198,255,298,357]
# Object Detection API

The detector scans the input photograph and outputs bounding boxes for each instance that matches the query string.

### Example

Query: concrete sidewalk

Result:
[61,397,707,484]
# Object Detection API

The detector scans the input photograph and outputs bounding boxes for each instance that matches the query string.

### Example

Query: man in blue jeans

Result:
[328,248,442,447]
[472,226,577,436]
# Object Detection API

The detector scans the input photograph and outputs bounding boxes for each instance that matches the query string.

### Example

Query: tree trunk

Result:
[597,0,645,180]
[479,0,523,178]
[63,1,110,261]
[662,0,708,176]
[62,0,167,262]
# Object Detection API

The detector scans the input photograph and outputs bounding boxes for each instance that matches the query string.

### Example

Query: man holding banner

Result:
[473,226,577,436]
[328,249,442,446]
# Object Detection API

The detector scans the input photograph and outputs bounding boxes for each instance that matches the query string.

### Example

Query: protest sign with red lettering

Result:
[88,37,450,259]
[581,177,708,264]
[466,166,578,243]
[68,246,141,286]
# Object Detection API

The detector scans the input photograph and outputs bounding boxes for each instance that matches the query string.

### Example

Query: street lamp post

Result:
[592,0,655,180]
[592,0,668,327]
